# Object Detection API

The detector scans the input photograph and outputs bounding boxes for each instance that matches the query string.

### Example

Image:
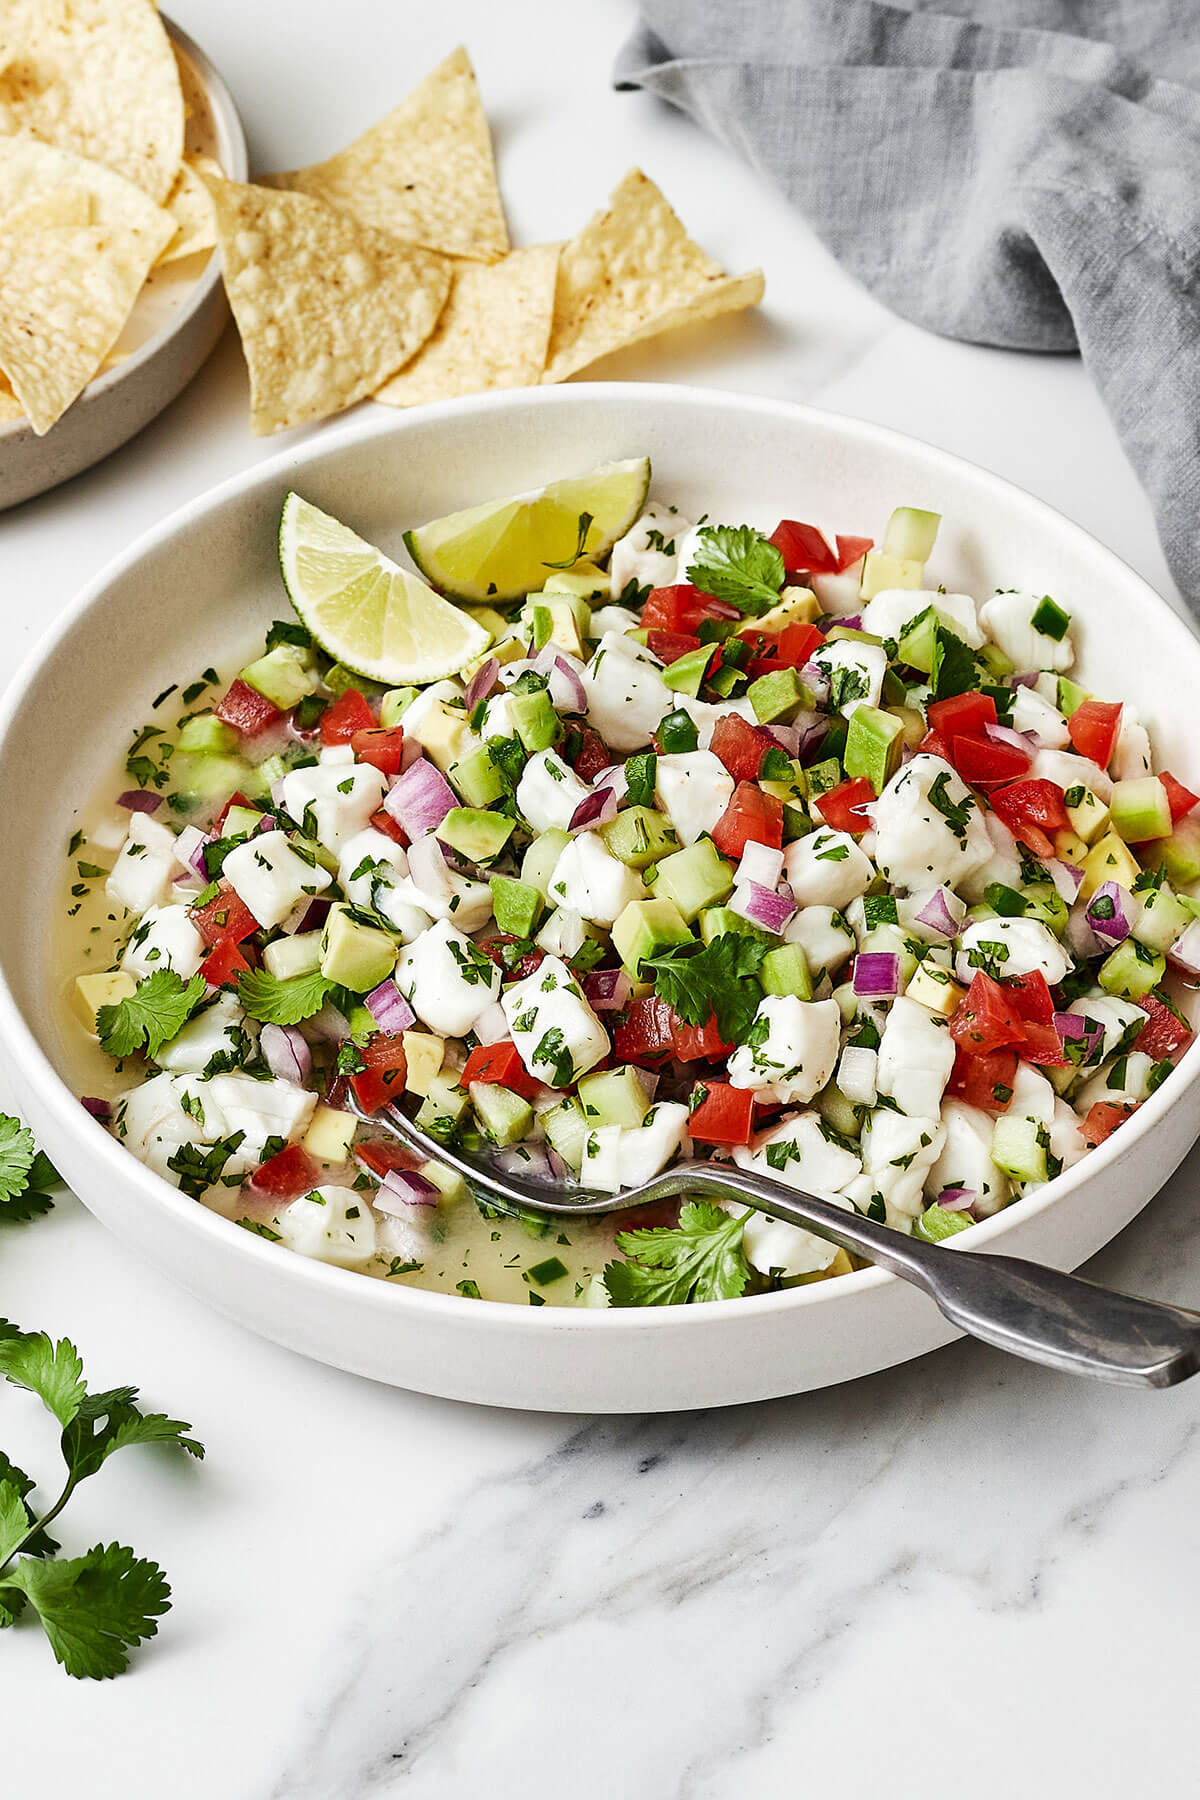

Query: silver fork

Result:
[348,1096,1200,1388]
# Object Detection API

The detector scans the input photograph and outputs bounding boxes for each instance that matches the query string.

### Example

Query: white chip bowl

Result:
[0,18,248,511]
[1,385,1198,1411]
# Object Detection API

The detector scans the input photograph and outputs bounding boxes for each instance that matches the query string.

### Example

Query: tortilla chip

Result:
[0,0,184,202]
[0,218,172,432]
[0,186,92,231]
[0,137,170,236]
[541,170,764,384]
[266,46,508,262]
[0,374,24,424]
[199,173,452,435]
[375,243,559,408]
[157,152,220,263]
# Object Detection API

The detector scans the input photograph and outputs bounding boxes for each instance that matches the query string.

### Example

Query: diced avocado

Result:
[599,805,679,869]
[647,838,734,922]
[324,663,378,698]
[1064,784,1109,845]
[521,827,569,897]
[748,665,808,722]
[301,1105,357,1163]
[263,930,324,980]
[576,1065,651,1130]
[755,586,819,630]
[760,943,812,1000]
[905,959,963,1018]
[523,588,591,643]
[1054,829,1089,868]
[543,1097,589,1173]
[343,1001,377,1042]
[380,686,419,728]
[1134,883,1191,954]
[401,1030,443,1097]
[880,668,909,708]
[449,744,505,808]
[1081,830,1141,900]
[409,700,474,773]
[913,1205,973,1244]
[698,905,771,946]
[662,646,715,698]
[415,1073,469,1141]
[1056,675,1089,718]
[843,703,903,795]
[490,874,543,938]
[177,712,239,755]
[817,1083,861,1140]
[991,1115,1047,1185]
[319,904,397,992]
[419,1159,469,1204]
[510,688,559,753]
[1098,938,1165,1001]
[611,897,693,971]
[469,1081,534,1147]
[239,643,316,710]
[170,751,251,814]
[1156,817,1200,887]
[222,804,262,839]
[859,549,923,600]
[1110,776,1172,845]
[75,969,136,1032]
[977,642,1015,682]
[882,506,940,563]
[824,625,885,647]
[543,562,608,600]
[462,602,509,639]
[435,807,514,865]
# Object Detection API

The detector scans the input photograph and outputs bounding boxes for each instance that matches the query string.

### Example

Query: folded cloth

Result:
[616,0,1200,608]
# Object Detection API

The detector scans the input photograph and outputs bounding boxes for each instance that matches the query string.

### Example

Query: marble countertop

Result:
[4,2,1199,1793]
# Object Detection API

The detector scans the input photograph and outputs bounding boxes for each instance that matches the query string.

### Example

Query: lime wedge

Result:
[279,493,491,685]
[403,456,651,602]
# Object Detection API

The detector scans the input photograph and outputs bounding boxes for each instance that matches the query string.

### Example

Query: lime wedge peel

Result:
[279,493,492,686]
[403,456,651,602]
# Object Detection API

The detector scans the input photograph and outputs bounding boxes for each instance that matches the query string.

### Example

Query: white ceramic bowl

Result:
[1,385,1198,1412]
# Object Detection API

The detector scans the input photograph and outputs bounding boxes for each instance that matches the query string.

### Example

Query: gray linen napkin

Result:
[615,0,1200,606]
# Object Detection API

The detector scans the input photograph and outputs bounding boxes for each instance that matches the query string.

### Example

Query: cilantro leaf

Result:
[237,966,333,1026]
[927,770,974,843]
[0,1453,58,1561]
[0,1116,35,1202]
[61,1390,204,1485]
[928,623,981,700]
[604,1202,750,1306]
[643,932,767,1045]
[165,1132,246,1199]
[686,525,786,617]
[0,1543,171,1680]
[0,1326,87,1426]
[96,971,207,1061]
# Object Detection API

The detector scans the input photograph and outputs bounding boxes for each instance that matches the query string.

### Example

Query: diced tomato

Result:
[711,782,784,857]
[190,881,260,946]
[641,584,738,634]
[461,1039,538,1100]
[815,777,876,836]
[1135,993,1194,1059]
[320,688,376,744]
[561,721,611,785]
[776,621,825,667]
[1003,970,1056,1025]
[200,938,253,988]
[989,780,1069,854]
[673,1010,730,1063]
[769,519,839,575]
[1161,771,1200,825]
[710,713,772,783]
[1016,1021,1069,1067]
[835,534,873,572]
[350,726,405,775]
[370,807,409,846]
[687,1082,755,1147]
[214,789,254,830]
[613,995,675,1065]
[477,935,545,981]
[1080,1100,1138,1146]
[950,973,1026,1055]
[249,1143,319,1200]
[918,729,951,761]
[949,733,1031,789]
[1067,699,1122,769]
[349,1033,409,1114]
[946,1045,1017,1113]
[646,629,703,665]
[927,691,997,740]
[215,678,283,739]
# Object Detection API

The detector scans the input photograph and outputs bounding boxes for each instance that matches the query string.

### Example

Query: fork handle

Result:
[680,1166,1200,1389]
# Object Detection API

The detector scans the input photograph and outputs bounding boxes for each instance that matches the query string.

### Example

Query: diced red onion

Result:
[376,1168,440,1212]
[797,715,831,762]
[738,841,784,888]
[837,613,863,631]
[117,788,162,813]
[1066,905,1102,960]
[1046,858,1084,904]
[584,968,632,1012]
[472,1001,509,1045]
[732,880,796,935]
[983,721,1037,755]
[801,661,831,705]
[593,764,629,804]
[531,646,588,713]
[568,786,619,834]
[365,979,415,1034]
[304,1002,351,1043]
[81,1095,111,1122]
[270,774,289,806]
[915,889,960,937]
[1054,1012,1104,1060]
[633,1065,660,1101]
[763,723,802,756]
[384,757,456,837]
[405,830,453,900]
[853,951,901,999]
[1085,881,1134,945]
[175,824,211,878]
[1011,670,1039,688]
[260,1022,312,1084]
[938,1188,978,1214]
[463,657,500,712]
[1168,919,1200,975]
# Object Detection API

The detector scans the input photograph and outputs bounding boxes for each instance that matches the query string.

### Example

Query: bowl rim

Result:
[2,379,1198,1336]
[0,13,249,446]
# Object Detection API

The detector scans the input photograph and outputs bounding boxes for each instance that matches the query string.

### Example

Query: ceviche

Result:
[61,459,1199,1307]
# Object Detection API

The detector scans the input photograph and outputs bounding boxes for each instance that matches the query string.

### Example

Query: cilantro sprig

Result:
[604,1202,750,1306]
[642,932,767,1046]
[237,967,333,1026]
[0,1321,202,1678]
[686,525,786,617]
[0,1116,59,1224]
[96,971,206,1061]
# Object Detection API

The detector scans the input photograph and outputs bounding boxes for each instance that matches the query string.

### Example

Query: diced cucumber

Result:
[611,898,693,971]
[760,943,812,999]
[380,686,419,727]
[882,506,940,563]
[419,1160,469,1205]
[648,838,734,923]
[600,806,679,870]
[435,807,514,865]
[1056,675,1089,718]
[1022,880,1069,937]
[977,642,1015,682]
[1110,776,1172,845]
[509,688,559,753]
[543,1097,589,1173]
[521,827,569,897]
[239,643,316,710]
[177,712,239,755]
[1098,939,1165,1001]
[1134,883,1190,953]
[698,905,771,945]
[576,1065,650,1129]
[991,1115,1047,1185]
[470,1082,534,1147]
[1156,817,1200,887]
[450,744,505,808]
[170,751,252,814]
[818,1083,860,1140]
[263,930,325,981]
[490,874,543,938]
[415,1073,470,1141]
[913,1204,972,1244]
[805,758,843,799]
[896,607,938,673]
